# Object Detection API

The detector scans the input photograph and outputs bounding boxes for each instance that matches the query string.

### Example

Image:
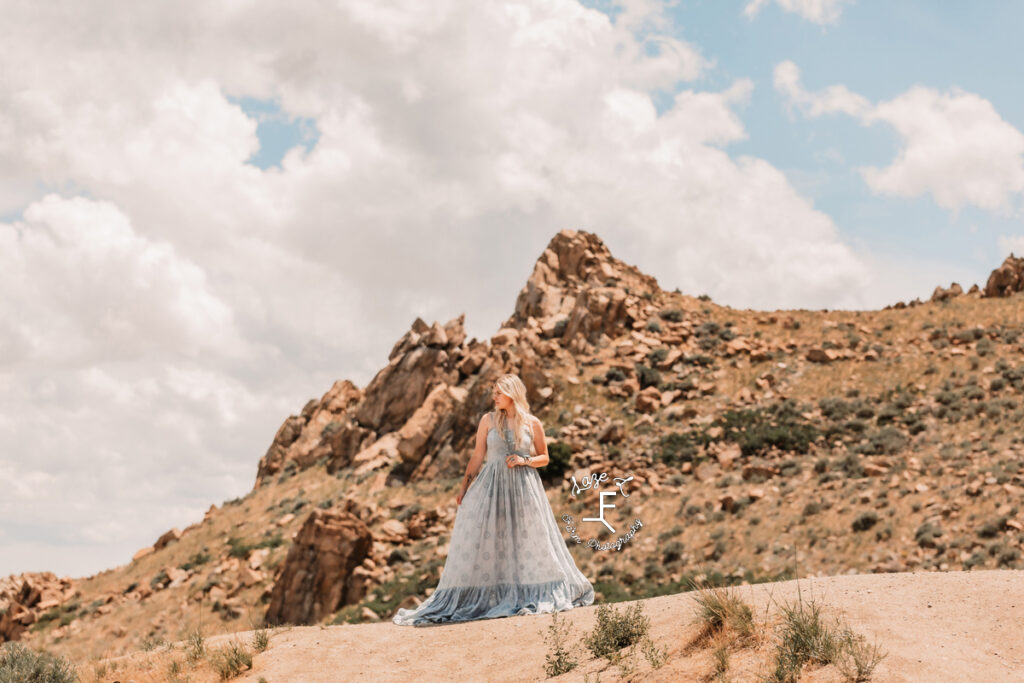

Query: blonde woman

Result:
[393,373,594,625]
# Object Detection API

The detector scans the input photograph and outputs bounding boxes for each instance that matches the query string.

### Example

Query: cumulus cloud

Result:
[0,0,876,577]
[744,0,852,25]
[776,60,1024,215]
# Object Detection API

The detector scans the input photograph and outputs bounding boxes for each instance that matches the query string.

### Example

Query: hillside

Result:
[3,229,1024,677]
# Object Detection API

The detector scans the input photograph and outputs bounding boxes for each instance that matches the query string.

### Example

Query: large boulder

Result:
[984,254,1024,298]
[264,510,373,626]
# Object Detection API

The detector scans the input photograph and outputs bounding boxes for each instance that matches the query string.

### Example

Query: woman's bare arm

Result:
[457,415,489,503]
[524,416,550,468]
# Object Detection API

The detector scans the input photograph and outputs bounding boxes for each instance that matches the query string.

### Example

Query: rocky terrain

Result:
[4,229,1024,678]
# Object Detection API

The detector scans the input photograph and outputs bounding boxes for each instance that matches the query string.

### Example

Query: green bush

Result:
[634,363,662,389]
[851,512,879,532]
[699,400,819,457]
[583,602,651,660]
[915,522,943,549]
[658,431,700,465]
[0,642,76,683]
[541,442,573,484]
[181,550,212,572]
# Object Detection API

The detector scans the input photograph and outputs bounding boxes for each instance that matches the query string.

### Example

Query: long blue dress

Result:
[392,411,595,626]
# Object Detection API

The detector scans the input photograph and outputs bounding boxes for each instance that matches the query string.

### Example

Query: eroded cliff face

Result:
[252,228,663,491]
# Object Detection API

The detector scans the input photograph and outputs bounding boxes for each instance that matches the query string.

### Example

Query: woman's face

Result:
[492,386,512,411]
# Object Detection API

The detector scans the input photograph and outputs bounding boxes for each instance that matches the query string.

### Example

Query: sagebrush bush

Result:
[209,639,253,680]
[0,642,77,683]
[583,602,650,660]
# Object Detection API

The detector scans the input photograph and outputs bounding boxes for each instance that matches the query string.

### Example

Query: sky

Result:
[1,0,1023,578]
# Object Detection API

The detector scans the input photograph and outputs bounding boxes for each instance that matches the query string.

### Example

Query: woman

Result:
[392,373,595,625]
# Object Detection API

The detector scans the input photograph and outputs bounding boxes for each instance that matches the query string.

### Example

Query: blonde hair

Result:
[491,374,533,452]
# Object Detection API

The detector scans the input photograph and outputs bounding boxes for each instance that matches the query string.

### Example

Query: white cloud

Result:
[0,0,878,577]
[774,61,870,118]
[776,61,1024,216]
[744,0,852,25]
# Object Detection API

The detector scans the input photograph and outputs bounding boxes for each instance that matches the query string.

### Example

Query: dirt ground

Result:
[219,569,1023,682]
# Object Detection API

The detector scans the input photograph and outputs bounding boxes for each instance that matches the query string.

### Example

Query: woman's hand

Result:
[505,454,527,468]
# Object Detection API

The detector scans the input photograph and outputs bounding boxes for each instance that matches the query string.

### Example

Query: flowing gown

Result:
[392,412,595,626]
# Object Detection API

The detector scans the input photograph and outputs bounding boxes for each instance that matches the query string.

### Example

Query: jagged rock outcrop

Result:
[254,230,660,489]
[984,254,1024,298]
[353,316,467,434]
[255,379,365,486]
[264,509,373,626]
[0,572,76,642]
[504,229,658,348]
[931,282,963,302]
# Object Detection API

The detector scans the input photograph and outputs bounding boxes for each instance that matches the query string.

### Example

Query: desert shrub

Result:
[227,533,285,559]
[851,512,879,532]
[915,522,944,549]
[766,593,886,683]
[802,502,822,517]
[662,540,685,564]
[819,397,852,420]
[857,427,908,456]
[699,399,819,457]
[395,503,421,522]
[633,363,662,389]
[543,611,579,677]
[209,639,253,680]
[875,405,899,425]
[646,319,662,333]
[690,585,755,644]
[659,308,684,322]
[646,348,669,365]
[604,367,627,383]
[150,569,170,590]
[181,550,212,572]
[697,321,721,337]
[658,431,700,465]
[541,441,573,484]
[252,628,270,653]
[583,602,650,660]
[837,453,865,478]
[0,642,76,683]
[998,547,1021,567]
[977,515,1009,538]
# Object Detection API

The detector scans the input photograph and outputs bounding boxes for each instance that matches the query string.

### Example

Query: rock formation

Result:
[0,572,76,642]
[253,229,661,489]
[264,509,373,626]
[984,253,1024,298]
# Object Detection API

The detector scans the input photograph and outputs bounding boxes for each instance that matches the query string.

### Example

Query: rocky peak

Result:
[984,253,1024,298]
[504,229,661,347]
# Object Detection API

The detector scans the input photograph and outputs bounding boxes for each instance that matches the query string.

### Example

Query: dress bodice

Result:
[485,413,533,463]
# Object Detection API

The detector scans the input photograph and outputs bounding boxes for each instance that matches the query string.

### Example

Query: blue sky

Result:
[605,0,1024,283]
[239,0,1024,287]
